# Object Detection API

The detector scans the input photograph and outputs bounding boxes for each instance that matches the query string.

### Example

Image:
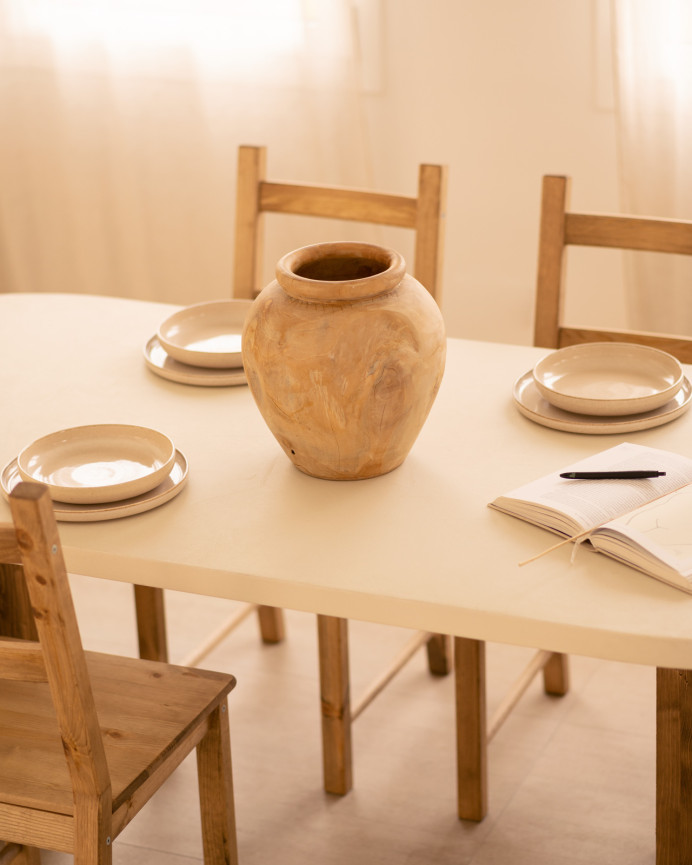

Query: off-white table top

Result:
[3,292,692,669]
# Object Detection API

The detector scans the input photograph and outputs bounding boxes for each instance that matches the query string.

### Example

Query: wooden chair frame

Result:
[0,483,237,865]
[534,174,692,357]
[233,143,447,302]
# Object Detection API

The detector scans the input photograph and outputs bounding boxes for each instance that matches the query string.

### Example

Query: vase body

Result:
[242,241,446,480]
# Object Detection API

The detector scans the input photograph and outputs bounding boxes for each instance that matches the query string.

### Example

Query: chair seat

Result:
[0,651,235,817]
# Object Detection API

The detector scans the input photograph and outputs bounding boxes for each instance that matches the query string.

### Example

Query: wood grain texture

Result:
[133,584,169,662]
[657,668,692,865]
[243,242,446,480]
[0,482,238,863]
[455,637,488,821]
[317,615,353,795]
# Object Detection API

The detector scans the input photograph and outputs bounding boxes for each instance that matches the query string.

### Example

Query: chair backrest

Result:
[233,144,447,302]
[534,174,692,361]
[0,483,111,808]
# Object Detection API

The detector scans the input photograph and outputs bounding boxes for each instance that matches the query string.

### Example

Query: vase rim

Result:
[276,241,406,302]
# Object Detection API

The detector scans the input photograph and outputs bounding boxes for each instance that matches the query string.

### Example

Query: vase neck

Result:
[276,242,405,302]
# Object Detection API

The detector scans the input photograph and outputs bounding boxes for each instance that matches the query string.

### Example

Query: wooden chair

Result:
[535,174,692,355]
[233,144,450,795]
[0,483,237,864]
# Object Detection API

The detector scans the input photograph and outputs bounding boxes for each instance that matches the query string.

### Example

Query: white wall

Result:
[360,0,625,344]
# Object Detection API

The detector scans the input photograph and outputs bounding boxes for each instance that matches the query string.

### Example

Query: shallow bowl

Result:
[532,342,683,416]
[17,423,176,504]
[157,300,253,368]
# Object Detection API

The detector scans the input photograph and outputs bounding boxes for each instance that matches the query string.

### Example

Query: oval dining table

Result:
[1,291,691,864]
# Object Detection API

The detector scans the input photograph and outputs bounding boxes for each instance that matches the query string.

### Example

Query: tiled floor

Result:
[41,574,656,864]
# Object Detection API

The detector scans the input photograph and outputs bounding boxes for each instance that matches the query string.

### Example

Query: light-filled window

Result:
[3,0,307,78]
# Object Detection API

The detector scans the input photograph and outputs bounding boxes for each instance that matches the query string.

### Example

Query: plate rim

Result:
[514,370,692,434]
[2,449,188,521]
[144,335,248,387]
[156,298,253,368]
[532,342,684,416]
[16,423,176,504]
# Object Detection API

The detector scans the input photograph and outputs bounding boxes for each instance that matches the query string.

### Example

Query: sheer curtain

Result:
[0,0,373,304]
[613,0,692,333]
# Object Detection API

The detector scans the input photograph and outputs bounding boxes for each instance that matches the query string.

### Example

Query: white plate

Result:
[513,371,692,434]
[157,300,253,368]
[17,424,176,504]
[144,336,248,387]
[532,343,683,416]
[2,450,188,521]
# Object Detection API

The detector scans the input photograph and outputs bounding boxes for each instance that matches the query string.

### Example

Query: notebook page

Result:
[494,443,692,533]
[597,485,692,577]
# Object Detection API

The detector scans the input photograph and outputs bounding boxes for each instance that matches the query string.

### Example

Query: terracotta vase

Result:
[241,241,446,480]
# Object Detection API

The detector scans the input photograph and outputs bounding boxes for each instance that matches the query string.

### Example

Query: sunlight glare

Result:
[8,0,305,71]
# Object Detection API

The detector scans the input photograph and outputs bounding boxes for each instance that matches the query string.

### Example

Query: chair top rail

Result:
[259,181,419,228]
[565,212,692,255]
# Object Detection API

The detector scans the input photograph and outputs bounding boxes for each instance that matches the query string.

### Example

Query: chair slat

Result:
[565,212,692,254]
[259,181,418,227]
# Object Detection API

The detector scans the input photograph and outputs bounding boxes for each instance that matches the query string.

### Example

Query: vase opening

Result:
[277,242,406,303]
[295,256,388,282]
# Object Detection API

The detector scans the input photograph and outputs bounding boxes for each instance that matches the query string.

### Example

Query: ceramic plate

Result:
[17,424,176,504]
[532,343,683,416]
[513,371,692,434]
[157,299,253,368]
[2,449,188,521]
[144,336,247,387]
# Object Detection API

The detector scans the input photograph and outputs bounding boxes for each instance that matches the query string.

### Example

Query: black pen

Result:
[559,470,667,480]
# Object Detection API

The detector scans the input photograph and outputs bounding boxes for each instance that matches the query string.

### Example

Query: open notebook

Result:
[489,442,692,594]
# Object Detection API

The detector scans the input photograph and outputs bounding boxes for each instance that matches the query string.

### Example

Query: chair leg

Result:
[197,703,238,865]
[72,792,113,865]
[455,636,488,821]
[133,585,169,662]
[257,605,286,643]
[317,615,353,795]
[426,633,453,675]
[543,651,569,695]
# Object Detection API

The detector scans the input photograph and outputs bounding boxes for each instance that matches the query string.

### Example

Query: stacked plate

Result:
[1,424,188,521]
[513,343,692,434]
[144,299,253,386]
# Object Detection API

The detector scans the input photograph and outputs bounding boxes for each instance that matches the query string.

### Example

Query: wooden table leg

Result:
[317,614,353,795]
[0,563,37,640]
[133,585,169,662]
[455,636,488,821]
[657,667,692,865]
[543,651,570,696]
[426,633,453,675]
[257,605,286,643]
